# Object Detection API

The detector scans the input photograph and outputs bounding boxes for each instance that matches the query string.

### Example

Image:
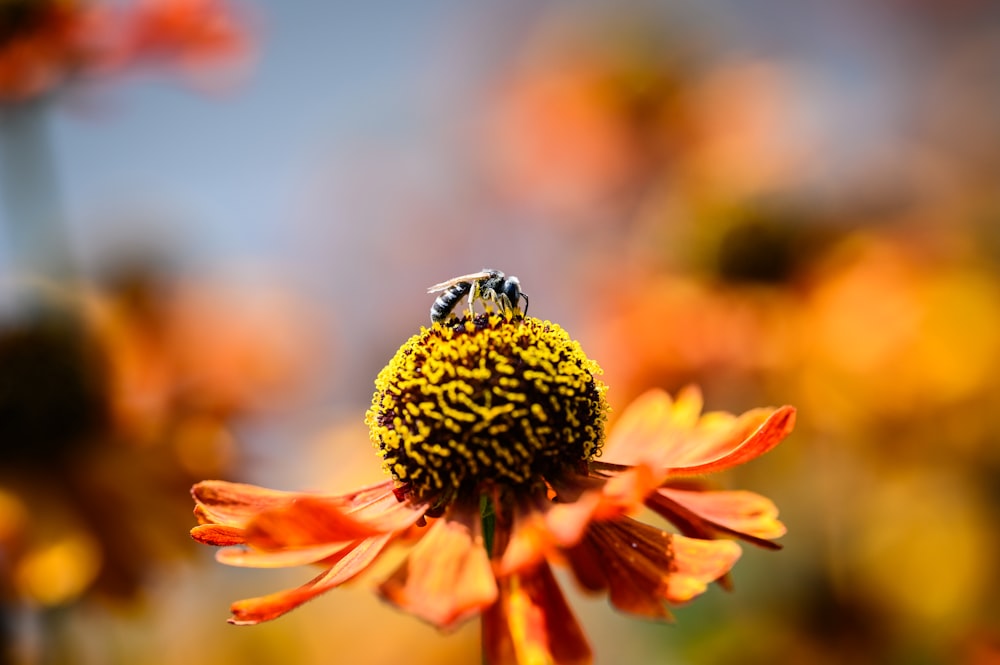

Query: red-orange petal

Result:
[378,510,498,630]
[227,534,391,625]
[242,496,389,549]
[564,518,742,617]
[669,406,796,475]
[571,518,676,619]
[204,482,425,551]
[599,387,796,477]
[191,480,300,527]
[190,523,245,546]
[483,563,593,665]
[651,487,786,547]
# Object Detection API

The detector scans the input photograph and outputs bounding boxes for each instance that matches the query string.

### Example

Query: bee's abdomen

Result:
[430,283,471,323]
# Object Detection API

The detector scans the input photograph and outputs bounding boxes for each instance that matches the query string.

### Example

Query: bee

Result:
[427,269,529,324]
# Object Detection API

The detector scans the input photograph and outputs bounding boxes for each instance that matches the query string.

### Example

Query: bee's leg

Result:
[498,293,514,319]
[480,287,503,312]
[467,282,480,318]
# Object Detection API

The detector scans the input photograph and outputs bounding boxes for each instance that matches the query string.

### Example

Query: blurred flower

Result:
[192,312,794,664]
[794,231,1000,438]
[0,0,112,101]
[478,15,691,223]
[0,0,252,102]
[87,266,316,461]
[0,268,314,612]
[580,213,1000,663]
[114,0,253,86]
[680,59,823,198]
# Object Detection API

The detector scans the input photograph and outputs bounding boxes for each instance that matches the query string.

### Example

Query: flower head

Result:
[192,310,795,664]
[367,315,606,509]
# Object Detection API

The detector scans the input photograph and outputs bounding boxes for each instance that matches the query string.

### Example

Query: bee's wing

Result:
[427,270,493,293]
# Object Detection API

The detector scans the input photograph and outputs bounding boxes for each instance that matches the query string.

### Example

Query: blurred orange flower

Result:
[0,269,312,610]
[117,0,252,82]
[0,0,112,101]
[192,313,794,664]
[0,0,252,102]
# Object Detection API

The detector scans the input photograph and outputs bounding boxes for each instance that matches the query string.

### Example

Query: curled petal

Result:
[379,511,497,630]
[228,534,391,625]
[669,405,796,475]
[190,523,246,546]
[599,388,795,476]
[483,563,592,665]
[191,480,301,527]
[649,488,785,548]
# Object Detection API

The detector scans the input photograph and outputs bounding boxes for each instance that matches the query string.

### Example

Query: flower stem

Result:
[480,494,496,556]
[0,97,76,280]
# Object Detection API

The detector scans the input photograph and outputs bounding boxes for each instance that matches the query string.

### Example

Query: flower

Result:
[192,313,794,664]
[116,0,253,83]
[0,270,310,610]
[0,0,252,102]
[0,0,111,101]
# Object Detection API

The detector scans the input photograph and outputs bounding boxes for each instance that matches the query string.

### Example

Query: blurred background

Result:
[2,0,999,663]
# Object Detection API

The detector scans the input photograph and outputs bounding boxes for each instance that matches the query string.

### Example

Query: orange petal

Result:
[500,492,601,575]
[564,519,742,617]
[483,563,593,665]
[596,463,664,516]
[572,518,676,619]
[228,534,391,625]
[192,479,401,526]
[669,405,796,475]
[664,535,742,603]
[498,511,553,575]
[243,496,389,549]
[215,541,353,568]
[191,480,300,527]
[190,523,245,546]
[378,510,498,630]
[239,484,427,550]
[501,468,667,576]
[600,387,704,466]
[652,487,785,547]
[600,388,796,476]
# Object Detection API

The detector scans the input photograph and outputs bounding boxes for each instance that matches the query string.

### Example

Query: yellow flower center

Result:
[366,314,608,506]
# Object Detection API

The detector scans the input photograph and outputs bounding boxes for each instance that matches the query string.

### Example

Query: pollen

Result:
[366,314,608,505]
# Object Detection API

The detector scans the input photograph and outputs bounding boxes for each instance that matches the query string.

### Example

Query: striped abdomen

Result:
[430,282,472,323]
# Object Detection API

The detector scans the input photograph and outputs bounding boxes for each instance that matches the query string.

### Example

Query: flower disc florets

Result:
[366,314,608,506]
